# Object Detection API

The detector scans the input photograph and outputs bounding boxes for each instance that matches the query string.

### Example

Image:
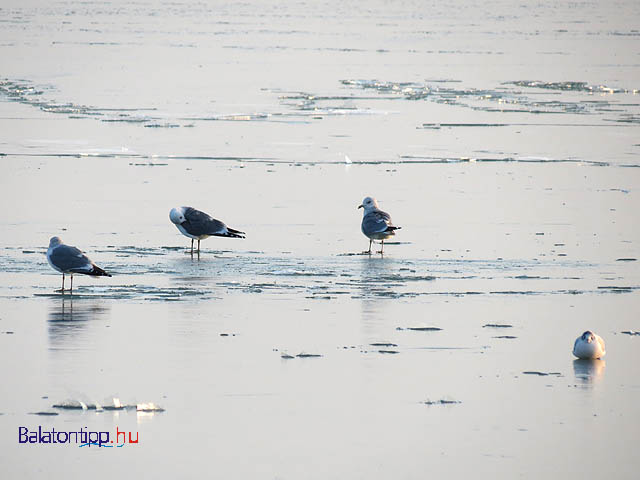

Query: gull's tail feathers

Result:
[214,227,245,239]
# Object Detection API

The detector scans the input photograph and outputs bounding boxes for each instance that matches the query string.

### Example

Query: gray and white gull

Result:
[46,236,111,292]
[358,196,401,254]
[169,206,245,254]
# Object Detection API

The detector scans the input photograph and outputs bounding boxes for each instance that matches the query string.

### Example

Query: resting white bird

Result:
[358,196,401,254]
[573,330,606,359]
[46,237,111,293]
[169,206,245,254]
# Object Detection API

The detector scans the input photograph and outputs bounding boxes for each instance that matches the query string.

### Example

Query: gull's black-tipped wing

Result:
[362,209,398,236]
[49,244,110,276]
[183,207,245,238]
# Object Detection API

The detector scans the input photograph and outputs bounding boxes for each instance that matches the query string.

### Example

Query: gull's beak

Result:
[358,204,363,209]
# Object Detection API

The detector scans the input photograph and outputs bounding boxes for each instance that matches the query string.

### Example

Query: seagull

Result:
[169,206,245,254]
[46,237,111,293]
[358,196,401,254]
[573,331,606,359]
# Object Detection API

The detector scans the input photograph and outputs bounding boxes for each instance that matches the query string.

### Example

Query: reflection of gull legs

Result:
[62,296,74,319]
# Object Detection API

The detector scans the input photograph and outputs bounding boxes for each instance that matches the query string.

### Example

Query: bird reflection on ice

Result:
[358,256,395,330]
[573,358,606,387]
[47,297,110,344]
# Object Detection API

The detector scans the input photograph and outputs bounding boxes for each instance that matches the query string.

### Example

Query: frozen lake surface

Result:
[1,0,639,478]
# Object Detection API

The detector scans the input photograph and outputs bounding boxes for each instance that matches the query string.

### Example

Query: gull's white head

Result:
[49,236,62,248]
[358,196,379,212]
[581,331,596,343]
[169,207,186,225]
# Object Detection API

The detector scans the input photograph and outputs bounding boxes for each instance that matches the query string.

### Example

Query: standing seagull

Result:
[169,206,245,254]
[46,237,111,293]
[573,330,606,359]
[358,196,401,254]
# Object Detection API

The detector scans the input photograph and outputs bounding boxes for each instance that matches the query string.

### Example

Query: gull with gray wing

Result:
[169,206,245,254]
[358,196,401,254]
[46,236,112,293]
